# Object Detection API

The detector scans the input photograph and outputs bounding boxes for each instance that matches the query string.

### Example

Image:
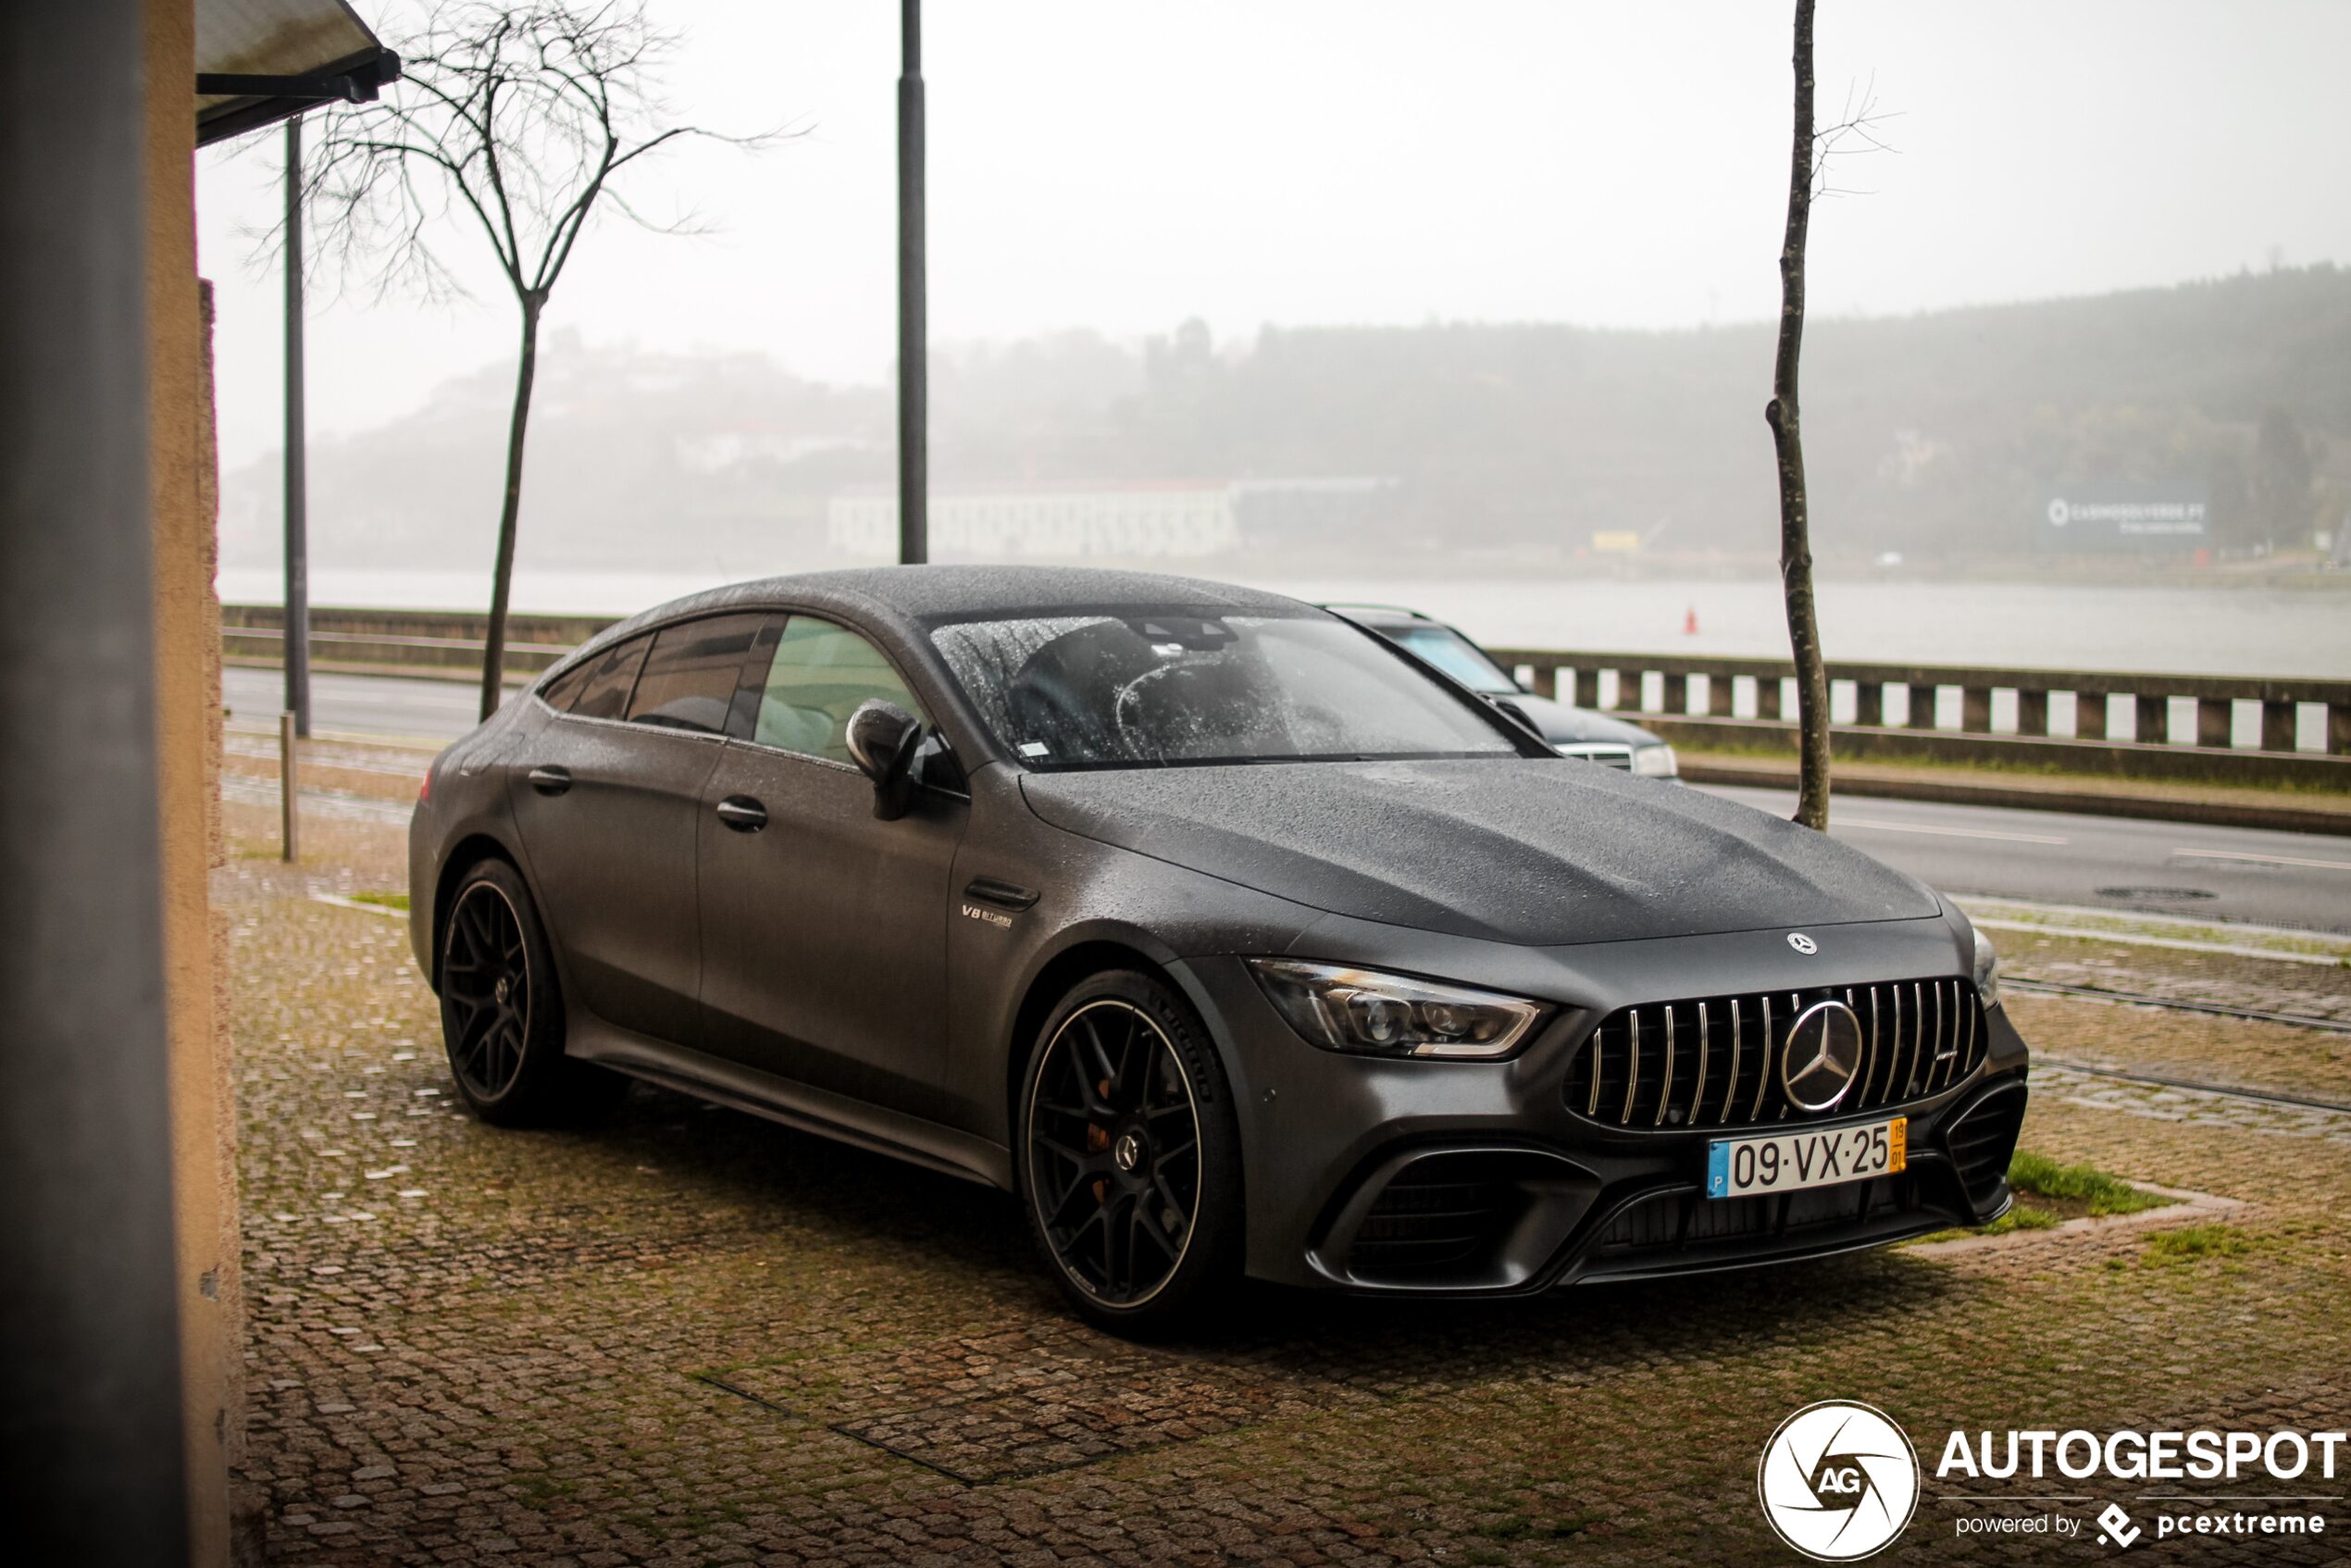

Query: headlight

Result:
[1247,959,1549,1059]
[1972,927,2001,1009]
[1631,743,1678,778]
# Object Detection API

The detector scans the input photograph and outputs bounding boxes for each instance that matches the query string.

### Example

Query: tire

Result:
[1016,969,1243,1336]
[436,858,626,1127]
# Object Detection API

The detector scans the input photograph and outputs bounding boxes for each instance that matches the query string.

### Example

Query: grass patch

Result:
[1973,1204,2060,1237]
[2139,1225,2251,1267]
[350,890,410,913]
[2007,1151,2170,1216]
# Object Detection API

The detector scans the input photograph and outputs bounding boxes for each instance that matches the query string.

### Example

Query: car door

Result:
[508,614,768,1049]
[696,613,968,1120]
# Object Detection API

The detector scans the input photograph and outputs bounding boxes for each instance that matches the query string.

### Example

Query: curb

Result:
[1905,1182,2245,1259]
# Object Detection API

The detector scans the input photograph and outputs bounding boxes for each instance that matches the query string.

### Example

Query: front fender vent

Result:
[1570,977,1984,1132]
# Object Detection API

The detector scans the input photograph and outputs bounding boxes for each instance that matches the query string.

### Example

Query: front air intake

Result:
[1945,1078,2030,1210]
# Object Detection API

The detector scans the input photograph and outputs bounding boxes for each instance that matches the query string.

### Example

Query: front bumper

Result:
[1174,916,2030,1295]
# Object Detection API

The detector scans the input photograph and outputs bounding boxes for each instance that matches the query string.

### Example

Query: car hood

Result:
[1507,694,1661,748]
[1020,758,1938,946]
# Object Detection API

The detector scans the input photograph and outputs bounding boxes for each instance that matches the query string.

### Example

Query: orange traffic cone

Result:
[1683,606,1699,636]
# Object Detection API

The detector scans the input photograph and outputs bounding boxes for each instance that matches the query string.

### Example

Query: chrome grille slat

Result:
[1909,982,1927,1090]
[1655,1006,1675,1127]
[1622,1007,1640,1124]
[1587,1023,1603,1115]
[1571,975,1983,1131]
[1722,999,1742,1126]
[1690,1001,1710,1124]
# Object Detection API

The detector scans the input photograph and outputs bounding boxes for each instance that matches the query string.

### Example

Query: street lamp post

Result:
[897,0,927,566]
[283,114,311,737]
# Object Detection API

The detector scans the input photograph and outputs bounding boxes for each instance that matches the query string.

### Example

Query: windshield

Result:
[927,609,1521,769]
[1380,624,1520,694]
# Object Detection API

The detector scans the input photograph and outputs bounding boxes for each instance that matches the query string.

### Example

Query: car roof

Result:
[558,565,1312,675]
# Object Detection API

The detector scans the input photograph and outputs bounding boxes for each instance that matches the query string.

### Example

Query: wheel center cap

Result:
[493,975,513,1006]
[1112,1131,1143,1173]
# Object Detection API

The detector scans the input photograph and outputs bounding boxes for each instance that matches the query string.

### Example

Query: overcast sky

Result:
[195,0,2351,473]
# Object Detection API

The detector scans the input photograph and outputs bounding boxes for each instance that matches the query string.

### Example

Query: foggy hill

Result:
[222,263,2351,577]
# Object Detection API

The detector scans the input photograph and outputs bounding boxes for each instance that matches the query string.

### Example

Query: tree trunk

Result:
[479,293,542,721]
[1765,0,1832,830]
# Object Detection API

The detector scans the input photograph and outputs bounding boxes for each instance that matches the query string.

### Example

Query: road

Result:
[228,666,2351,935]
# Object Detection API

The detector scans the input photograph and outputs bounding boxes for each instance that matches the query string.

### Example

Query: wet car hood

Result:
[1507,693,1661,748]
[1020,758,1938,946]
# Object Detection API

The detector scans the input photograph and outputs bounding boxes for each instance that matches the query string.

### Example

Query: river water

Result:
[218,567,2349,678]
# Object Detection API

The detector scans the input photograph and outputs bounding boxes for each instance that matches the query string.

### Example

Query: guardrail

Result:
[220,606,2349,790]
[1486,647,2351,790]
[221,604,606,680]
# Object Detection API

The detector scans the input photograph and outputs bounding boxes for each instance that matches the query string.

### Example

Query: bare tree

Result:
[1764,1,1892,829]
[303,1,777,718]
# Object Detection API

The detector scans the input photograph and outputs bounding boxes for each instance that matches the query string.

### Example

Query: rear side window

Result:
[550,636,651,721]
[625,615,769,735]
[752,616,927,764]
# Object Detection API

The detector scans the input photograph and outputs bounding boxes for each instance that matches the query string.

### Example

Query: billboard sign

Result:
[2039,489,2208,552]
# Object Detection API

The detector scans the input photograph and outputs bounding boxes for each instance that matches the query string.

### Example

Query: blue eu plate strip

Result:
[1706,1139,1729,1198]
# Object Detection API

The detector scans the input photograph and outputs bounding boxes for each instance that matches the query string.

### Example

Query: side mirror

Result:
[844,699,925,820]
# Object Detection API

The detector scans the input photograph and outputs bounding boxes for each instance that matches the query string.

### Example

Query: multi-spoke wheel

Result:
[436,858,624,1126]
[442,877,532,1101]
[1019,972,1240,1332]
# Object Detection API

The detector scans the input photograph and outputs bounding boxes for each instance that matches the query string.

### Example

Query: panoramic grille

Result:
[1569,977,1984,1131]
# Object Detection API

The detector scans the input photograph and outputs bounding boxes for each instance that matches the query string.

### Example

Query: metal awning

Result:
[195,0,399,146]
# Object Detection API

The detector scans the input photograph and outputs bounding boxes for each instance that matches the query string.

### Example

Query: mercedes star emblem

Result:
[1781,1000,1865,1113]
[1787,931,1819,955]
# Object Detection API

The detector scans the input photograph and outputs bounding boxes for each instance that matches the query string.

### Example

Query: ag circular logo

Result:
[2047,497,2071,527]
[1757,1400,1920,1561]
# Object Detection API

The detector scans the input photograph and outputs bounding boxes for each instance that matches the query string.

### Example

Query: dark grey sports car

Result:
[408,566,2029,1332]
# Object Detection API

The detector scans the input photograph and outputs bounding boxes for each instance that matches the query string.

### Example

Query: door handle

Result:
[715,795,767,833]
[527,765,572,796]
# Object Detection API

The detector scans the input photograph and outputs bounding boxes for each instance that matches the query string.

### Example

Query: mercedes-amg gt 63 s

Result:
[409,566,2029,1332]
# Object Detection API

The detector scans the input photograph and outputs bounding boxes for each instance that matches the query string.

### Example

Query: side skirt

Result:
[571,1020,1013,1191]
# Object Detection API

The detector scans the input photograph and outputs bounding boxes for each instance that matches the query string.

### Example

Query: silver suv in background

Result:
[1325,604,1680,778]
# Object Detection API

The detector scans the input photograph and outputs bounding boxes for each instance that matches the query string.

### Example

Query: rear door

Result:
[696,614,968,1119]
[508,614,768,1048]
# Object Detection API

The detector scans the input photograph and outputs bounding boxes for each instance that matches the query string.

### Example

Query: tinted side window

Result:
[562,636,653,721]
[753,616,927,764]
[539,658,596,712]
[625,615,769,735]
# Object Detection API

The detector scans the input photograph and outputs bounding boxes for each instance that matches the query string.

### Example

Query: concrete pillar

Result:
[2196,698,2233,749]
[2016,689,2049,739]
[0,2,193,1561]
[1960,686,1992,734]
[2259,701,2297,753]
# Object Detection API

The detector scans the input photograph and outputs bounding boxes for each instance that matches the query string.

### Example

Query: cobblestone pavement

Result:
[220,801,2351,1565]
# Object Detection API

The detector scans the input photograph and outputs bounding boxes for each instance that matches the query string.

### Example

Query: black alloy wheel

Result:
[1021,972,1240,1330]
[442,878,532,1102]
[436,858,625,1126]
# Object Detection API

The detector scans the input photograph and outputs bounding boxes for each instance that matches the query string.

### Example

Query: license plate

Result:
[1706,1116,1905,1199]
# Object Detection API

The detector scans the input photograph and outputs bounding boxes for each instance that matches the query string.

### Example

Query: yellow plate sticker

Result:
[1889,1115,1908,1174]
